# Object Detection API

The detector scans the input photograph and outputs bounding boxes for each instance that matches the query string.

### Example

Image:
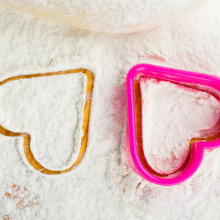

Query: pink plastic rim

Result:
[126,63,220,186]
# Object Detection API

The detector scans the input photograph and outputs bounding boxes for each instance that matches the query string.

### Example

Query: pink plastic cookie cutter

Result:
[127,63,220,186]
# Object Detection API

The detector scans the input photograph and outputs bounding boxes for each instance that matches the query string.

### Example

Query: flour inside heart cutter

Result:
[0,68,94,175]
[126,63,220,186]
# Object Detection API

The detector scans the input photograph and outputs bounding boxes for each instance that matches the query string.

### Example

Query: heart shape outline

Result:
[127,63,220,186]
[0,68,94,175]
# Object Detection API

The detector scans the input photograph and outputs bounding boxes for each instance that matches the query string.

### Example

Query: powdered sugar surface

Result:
[140,78,220,174]
[1,0,220,219]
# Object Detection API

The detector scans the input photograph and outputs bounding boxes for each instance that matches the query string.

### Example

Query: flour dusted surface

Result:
[140,79,220,174]
[0,73,87,170]
[1,0,220,219]
[0,0,207,33]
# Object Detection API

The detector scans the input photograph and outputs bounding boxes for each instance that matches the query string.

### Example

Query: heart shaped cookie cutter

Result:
[127,63,220,186]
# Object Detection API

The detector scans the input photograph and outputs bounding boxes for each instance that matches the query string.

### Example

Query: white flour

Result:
[1,0,220,219]
[140,79,220,174]
[0,0,207,33]
[0,73,86,170]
